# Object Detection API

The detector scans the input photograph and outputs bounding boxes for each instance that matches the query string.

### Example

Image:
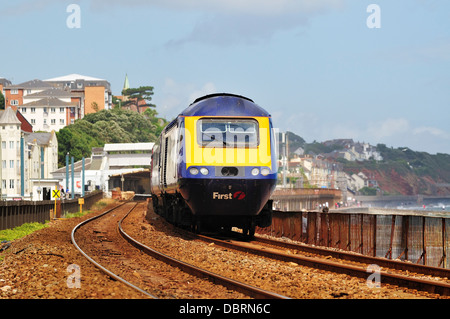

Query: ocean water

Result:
[394,200,450,216]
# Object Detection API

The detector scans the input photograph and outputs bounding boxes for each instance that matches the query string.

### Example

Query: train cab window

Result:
[198,119,259,147]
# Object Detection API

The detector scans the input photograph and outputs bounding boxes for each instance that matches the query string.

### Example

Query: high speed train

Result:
[150,93,277,237]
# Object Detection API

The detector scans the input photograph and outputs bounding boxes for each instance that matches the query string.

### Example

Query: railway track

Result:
[191,231,450,297]
[71,201,289,299]
[71,202,157,298]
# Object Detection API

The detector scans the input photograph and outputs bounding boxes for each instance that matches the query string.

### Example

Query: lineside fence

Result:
[0,191,104,231]
[257,208,450,269]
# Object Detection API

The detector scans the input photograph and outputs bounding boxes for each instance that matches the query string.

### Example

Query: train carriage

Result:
[151,93,277,236]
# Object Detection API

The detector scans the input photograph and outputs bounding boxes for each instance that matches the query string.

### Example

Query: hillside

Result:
[286,132,450,196]
[340,145,450,196]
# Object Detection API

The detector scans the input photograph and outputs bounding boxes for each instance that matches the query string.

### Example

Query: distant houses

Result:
[0,73,112,200]
[322,139,383,162]
[0,107,58,200]
[279,138,383,201]
[2,74,112,132]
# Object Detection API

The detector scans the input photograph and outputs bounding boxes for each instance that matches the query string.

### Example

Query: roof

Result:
[51,158,93,174]
[24,87,72,98]
[123,74,129,91]
[0,107,21,125]
[25,132,55,145]
[7,79,54,90]
[22,97,78,107]
[179,93,270,117]
[104,143,154,152]
[44,73,105,82]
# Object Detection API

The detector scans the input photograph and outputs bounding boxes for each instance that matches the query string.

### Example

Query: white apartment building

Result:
[0,108,23,199]
[20,96,77,132]
[3,75,112,133]
[0,107,58,200]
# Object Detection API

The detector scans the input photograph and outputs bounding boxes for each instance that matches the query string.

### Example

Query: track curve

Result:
[71,202,158,298]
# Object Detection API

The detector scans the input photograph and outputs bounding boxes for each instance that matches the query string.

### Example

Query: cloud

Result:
[156,78,217,119]
[88,0,345,47]
[165,0,345,47]
[413,126,450,140]
[366,118,410,140]
[0,0,59,17]
[92,0,344,16]
[364,119,450,154]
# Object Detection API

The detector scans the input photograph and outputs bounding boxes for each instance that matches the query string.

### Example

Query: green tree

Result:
[0,91,5,109]
[56,107,167,167]
[122,86,156,108]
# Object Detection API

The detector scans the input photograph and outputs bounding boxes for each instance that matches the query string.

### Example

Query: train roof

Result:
[179,93,271,117]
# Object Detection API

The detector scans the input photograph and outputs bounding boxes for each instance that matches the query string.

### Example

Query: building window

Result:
[9,179,14,189]
[51,119,56,125]
[31,108,36,113]
[60,119,65,125]
[31,119,36,124]
[2,161,5,169]
[9,141,14,149]
[2,180,5,189]
[60,107,64,113]
[10,100,19,106]
[9,160,14,168]
[22,107,26,113]
[10,89,18,94]
[51,108,56,113]
[1,141,5,149]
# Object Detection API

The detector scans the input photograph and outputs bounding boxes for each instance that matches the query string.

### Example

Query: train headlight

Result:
[261,168,270,176]
[200,167,209,175]
[251,168,260,176]
[189,167,199,175]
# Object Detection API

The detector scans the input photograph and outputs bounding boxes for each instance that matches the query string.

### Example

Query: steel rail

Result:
[253,235,450,279]
[118,210,290,299]
[71,202,158,299]
[193,233,450,296]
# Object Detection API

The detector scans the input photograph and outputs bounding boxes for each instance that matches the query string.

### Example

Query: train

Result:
[150,93,277,237]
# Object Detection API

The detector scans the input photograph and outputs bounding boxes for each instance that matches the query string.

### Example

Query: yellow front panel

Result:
[184,116,272,167]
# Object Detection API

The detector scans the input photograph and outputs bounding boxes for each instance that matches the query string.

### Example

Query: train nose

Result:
[220,167,238,176]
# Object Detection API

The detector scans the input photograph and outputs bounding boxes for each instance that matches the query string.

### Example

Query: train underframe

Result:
[151,192,273,238]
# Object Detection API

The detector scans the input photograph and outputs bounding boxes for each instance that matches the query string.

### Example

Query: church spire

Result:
[123,73,129,93]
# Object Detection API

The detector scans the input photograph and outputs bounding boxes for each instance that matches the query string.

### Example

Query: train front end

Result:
[178,94,277,234]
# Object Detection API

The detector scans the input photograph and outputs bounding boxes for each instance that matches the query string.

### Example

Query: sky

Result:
[1,0,449,154]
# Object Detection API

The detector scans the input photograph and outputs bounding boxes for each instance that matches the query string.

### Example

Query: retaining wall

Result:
[0,191,104,231]
[257,208,450,269]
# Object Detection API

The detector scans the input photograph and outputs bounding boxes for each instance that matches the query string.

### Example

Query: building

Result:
[0,107,58,200]
[2,74,112,132]
[51,142,153,197]
[0,107,24,199]
[26,131,59,200]
[44,73,112,115]
[0,78,12,95]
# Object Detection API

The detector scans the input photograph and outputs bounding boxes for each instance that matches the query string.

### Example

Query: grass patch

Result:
[63,198,118,219]
[64,210,91,219]
[91,198,116,211]
[0,222,49,242]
